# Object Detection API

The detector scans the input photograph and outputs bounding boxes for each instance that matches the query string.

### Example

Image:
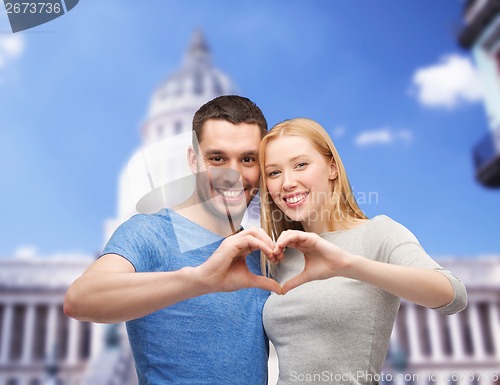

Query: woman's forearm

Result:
[343,255,455,309]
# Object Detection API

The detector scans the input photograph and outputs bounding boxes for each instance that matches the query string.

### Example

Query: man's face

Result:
[189,119,262,222]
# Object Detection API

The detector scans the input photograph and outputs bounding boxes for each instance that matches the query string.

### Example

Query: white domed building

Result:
[104,30,260,243]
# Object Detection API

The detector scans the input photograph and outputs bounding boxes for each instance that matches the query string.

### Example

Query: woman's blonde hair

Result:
[259,118,367,274]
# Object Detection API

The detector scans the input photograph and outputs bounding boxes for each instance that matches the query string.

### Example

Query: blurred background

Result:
[0,0,499,384]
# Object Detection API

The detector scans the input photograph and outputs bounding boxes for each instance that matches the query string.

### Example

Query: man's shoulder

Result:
[109,211,174,244]
[122,210,171,227]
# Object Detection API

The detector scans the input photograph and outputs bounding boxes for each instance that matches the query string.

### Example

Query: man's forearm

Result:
[64,267,207,323]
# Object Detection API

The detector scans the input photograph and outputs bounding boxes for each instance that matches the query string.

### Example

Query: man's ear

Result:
[187,146,198,175]
[329,159,338,180]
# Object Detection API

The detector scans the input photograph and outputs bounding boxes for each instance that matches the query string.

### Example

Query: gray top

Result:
[263,215,467,385]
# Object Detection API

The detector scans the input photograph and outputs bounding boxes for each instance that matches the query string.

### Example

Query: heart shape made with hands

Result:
[268,230,351,295]
[204,228,350,295]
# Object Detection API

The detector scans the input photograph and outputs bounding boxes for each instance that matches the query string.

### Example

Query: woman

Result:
[259,118,467,385]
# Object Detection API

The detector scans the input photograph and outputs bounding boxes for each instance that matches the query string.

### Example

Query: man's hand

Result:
[196,228,282,295]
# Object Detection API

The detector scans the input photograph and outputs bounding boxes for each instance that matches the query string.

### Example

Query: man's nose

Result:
[212,166,242,188]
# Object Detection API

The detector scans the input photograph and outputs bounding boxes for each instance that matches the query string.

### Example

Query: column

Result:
[45,304,58,362]
[448,312,466,361]
[427,309,445,361]
[488,303,500,360]
[67,318,81,365]
[405,304,423,363]
[0,304,13,364]
[468,303,486,361]
[22,303,36,363]
[389,315,409,373]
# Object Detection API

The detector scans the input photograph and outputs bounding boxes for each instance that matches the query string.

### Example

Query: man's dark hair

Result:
[192,95,267,146]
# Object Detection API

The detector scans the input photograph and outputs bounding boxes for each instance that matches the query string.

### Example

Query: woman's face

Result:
[264,135,337,233]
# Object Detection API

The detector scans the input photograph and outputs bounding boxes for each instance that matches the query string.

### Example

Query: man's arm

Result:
[64,228,281,324]
[63,254,209,323]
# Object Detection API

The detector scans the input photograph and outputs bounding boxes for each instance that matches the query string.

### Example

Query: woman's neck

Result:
[301,216,368,234]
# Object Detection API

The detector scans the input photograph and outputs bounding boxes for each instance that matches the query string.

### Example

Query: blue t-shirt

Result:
[102,209,269,385]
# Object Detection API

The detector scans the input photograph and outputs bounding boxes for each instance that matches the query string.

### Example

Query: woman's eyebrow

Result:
[265,154,310,169]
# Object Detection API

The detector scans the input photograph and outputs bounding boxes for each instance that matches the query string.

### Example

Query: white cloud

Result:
[411,54,482,108]
[0,18,25,70]
[13,245,37,259]
[354,128,413,147]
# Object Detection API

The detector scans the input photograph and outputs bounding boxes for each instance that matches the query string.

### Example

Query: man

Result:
[64,95,281,384]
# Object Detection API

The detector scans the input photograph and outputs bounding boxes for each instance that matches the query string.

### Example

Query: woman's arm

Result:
[343,256,454,309]
[272,230,461,311]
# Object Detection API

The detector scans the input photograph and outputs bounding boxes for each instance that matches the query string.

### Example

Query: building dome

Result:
[141,30,236,145]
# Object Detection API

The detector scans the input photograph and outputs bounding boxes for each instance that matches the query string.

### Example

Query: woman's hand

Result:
[271,230,355,294]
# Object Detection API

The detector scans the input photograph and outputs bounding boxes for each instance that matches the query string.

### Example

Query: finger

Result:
[238,235,274,257]
[276,231,316,251]
[266,253,281,264]
[281,272,310,294]
[234,228,275,254]
[275,229,303,248]
[271,244,285,260]
[247,227,275,249]
[249,275,283,295]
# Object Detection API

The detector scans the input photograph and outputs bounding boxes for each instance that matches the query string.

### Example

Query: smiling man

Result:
[64,96,281,385]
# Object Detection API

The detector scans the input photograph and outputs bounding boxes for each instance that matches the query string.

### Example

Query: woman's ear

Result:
[187,146,198,175]
[329,159,338,180]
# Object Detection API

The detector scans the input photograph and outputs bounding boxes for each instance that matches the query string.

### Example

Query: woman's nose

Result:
[282,171,297,191]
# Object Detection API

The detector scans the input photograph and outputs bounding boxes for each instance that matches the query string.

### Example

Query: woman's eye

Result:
[296,162,308,169]
[267,170,281,177]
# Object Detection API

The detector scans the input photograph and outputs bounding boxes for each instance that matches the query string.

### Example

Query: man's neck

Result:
[172,194,244,238]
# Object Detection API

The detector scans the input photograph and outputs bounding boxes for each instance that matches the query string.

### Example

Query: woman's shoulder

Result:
[365,215,420,244]
[367,214,408,230]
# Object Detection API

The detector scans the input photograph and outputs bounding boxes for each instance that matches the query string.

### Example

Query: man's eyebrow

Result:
[203,149,226,156]
[203,149,258,157]
[241,151,258,157]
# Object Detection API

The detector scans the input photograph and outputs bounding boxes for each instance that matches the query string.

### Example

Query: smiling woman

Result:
[259,118,467,385]
[260,118,367,237]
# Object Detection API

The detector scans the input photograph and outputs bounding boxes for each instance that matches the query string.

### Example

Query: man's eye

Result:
[242,157,256,163]
[209,157,224,163]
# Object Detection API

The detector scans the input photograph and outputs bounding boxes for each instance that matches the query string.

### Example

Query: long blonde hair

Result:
[259,118,367,274]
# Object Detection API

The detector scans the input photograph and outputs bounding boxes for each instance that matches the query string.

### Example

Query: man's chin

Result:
[222,204,247,219]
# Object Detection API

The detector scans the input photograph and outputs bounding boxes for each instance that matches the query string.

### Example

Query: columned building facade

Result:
[381,258,500,385]
[1,256,499,385]
[0,258,97,385]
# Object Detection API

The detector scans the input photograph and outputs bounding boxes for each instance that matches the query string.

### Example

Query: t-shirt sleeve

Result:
[101,214,157,272]
[370,216,467,315]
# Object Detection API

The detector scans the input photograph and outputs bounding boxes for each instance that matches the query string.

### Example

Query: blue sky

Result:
[0,0,498,259]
